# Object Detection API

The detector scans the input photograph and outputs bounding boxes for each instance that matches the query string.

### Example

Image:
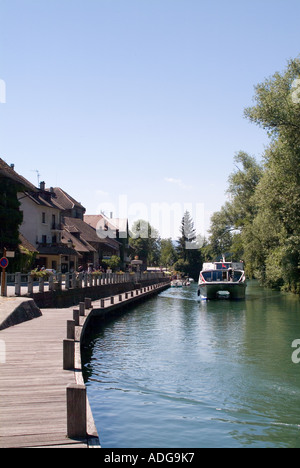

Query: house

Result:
[49,187,86,220]
[19,181,79,272]
[0,159,79,271]
[63,217,121,270]
[1,159,124,272]
[49,188,122,270]
[84,214,132,269]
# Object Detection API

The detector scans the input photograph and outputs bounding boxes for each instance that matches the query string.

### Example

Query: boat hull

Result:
[198,282,246,300]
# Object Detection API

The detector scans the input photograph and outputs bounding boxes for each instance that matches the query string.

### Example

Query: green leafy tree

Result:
[129,220,161,266]
[160,238,177,267]
[0,178,23,251]
[243,58,300,290]
[102,255,121,271]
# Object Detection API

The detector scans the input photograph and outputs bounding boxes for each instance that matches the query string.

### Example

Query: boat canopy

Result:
[201,270,244,283]
[202,262,244,271]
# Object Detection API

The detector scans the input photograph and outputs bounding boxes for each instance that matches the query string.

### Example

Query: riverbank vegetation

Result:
[206,58,300,293]
[138,58,300,293]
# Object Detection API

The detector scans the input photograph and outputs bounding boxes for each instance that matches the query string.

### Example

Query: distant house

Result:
[49,187,86,221]
[63,217,121,270]
[84,214,132,269]
[49,188,122,270]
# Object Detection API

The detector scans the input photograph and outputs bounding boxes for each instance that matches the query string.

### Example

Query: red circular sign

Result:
[0,257,9,269]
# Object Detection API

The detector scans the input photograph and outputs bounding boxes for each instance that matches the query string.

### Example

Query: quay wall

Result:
[32,277,166,309]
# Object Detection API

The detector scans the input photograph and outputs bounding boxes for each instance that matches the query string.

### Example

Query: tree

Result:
[175,211,202,280]
[0,177,23,251]
[102,255,121,271]
[160,238,177,267]
[227,151,263,228]
[242,58,300,290]
[176,211,196,262]
[129,220,161,266]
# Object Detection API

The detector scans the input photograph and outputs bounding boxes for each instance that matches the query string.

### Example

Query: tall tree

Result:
[177,211,196,261]
[242,58,300,290]
[175,211,202,280]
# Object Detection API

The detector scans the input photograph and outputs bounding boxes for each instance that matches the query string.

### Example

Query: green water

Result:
[82,281,300,448]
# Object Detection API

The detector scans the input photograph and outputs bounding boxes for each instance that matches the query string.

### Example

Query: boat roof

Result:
[202,261,244,271]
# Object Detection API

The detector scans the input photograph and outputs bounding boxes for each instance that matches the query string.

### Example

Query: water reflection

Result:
[82,281,300,448]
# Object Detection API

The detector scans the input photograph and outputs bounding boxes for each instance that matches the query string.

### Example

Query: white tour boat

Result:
[197,258,246,300]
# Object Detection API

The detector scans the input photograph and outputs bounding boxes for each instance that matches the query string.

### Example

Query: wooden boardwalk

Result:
[0,281,170,448]
[0,306,90,448]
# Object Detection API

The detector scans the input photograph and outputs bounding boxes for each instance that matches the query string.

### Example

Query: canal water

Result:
[82,281,300,448]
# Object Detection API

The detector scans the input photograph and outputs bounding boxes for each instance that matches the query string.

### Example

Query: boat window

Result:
[216,263,232,270]
[202,271,212,281]
[233,271,243,281]
[212,271,224,281]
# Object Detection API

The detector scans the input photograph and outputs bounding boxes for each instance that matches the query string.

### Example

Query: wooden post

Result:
[67,320,75,340]
[73,309,80,326]
[63,339,74,370]
[66,384,87,439]
[79,302,85,316]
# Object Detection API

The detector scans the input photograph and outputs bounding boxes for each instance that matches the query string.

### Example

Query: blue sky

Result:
[1,0,300,237]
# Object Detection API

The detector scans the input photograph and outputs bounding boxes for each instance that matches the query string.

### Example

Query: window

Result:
[42,212,46,224]
[42,235,47,245]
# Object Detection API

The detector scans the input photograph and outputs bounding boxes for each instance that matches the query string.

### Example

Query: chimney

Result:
[40,181,45,191]
[10,164,15,171]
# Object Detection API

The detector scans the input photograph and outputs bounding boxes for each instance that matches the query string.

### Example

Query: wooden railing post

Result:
[66,384,87,439]
[67,320,75,340]
[63,339,74,370]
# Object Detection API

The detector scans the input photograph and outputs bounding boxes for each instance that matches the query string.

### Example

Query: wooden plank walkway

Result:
[0,281,170,448]
[0,306,89,448]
